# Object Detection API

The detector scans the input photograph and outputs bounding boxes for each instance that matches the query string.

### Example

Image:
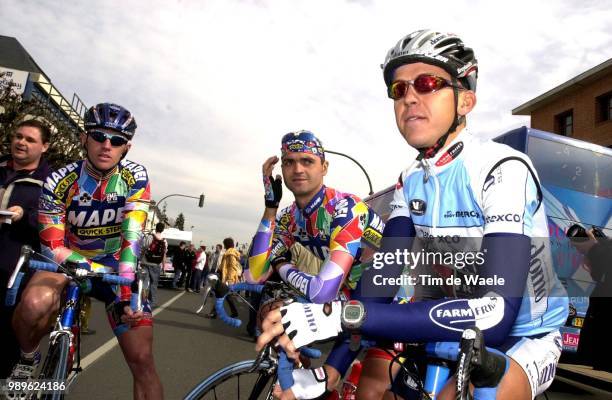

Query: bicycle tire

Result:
[185,359,276,400]
[37,333,71,400]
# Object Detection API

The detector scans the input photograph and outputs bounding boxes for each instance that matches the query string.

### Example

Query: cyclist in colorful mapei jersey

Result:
[258,30,569,400]
[10,103,163,399]
[245,130,386,398]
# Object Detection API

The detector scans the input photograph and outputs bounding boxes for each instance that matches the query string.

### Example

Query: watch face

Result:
[344,305,361,321]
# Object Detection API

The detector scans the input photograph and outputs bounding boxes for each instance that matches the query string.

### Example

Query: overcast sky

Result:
[1,0,611,246]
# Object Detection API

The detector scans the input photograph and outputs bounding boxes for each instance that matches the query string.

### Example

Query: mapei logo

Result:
[429,297,503,332]
[485,214,522,224]
[78,193,92,206]
[409,199,426,216]
[287,270,311,296]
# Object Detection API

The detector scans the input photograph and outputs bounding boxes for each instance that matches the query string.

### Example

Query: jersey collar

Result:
[301,185,327,218]
[427,128,469,169]
[84,159,118,181]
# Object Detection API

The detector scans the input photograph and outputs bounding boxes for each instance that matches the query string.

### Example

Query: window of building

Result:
[555,109,573,136]
[596,92,612,122]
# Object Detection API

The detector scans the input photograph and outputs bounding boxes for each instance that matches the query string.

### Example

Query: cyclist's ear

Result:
[457,90,476,117]
[322,159,329,176]
[120,142,132,160]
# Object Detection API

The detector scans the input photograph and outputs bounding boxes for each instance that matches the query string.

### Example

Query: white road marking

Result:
[79,291,185,370]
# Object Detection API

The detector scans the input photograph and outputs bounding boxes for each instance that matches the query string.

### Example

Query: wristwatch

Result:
[341,300,366,351]
[341,300,366,330]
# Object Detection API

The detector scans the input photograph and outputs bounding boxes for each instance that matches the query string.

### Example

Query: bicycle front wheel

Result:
[185,359,276,400]
[38,332,71,400]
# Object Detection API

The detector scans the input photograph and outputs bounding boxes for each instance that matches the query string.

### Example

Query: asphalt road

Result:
[48,286,610,400]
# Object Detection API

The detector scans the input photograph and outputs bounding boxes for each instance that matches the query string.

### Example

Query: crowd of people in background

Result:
[149,236,248,296]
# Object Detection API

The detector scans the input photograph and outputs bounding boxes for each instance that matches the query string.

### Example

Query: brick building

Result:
[513,58,612,148]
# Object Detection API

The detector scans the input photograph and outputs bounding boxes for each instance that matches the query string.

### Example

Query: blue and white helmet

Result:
[84,103,137,138]
[382,30,478,92]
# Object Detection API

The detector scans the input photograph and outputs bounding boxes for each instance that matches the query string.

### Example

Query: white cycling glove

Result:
[280,367,328,400]
[280,301,343,349]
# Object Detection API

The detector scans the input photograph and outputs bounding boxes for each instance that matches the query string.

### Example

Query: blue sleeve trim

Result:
[324,339,360,376]
[361,233,530,347]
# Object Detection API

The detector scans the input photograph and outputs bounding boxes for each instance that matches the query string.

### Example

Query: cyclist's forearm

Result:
[278,249,352,303]
[39,210,90,267]
[118,202,149,300]
[360,234,532,346]
[246,219,275,282]
[324,339,360,378]
[360,296,522,346]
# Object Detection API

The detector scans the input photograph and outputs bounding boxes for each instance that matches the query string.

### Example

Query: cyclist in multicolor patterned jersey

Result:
[244,130,384,399]
[11,103,163,399]
[246,130,384,301]
[258,31,569,400]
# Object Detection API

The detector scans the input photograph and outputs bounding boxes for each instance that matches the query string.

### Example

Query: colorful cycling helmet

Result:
[381,30,478,92]
[84,103,137,138]
[281,130,325,160]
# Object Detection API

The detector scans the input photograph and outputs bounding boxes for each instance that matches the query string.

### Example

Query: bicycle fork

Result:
[50,283,81,375]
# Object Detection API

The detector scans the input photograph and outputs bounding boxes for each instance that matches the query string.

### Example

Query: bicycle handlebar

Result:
[214,281,322,391]
[29,260,58,273]
[29,260,133,286]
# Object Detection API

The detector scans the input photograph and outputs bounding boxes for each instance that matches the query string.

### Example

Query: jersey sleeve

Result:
[278,197,368,303]
[117,166,150,300]
[38,167,91,268]
[481,157,542,236]
[245,208,295,283]
[389,172,411,219]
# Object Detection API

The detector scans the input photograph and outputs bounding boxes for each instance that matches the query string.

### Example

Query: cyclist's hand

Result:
[273,367,328,400]
[257,298,285,331]
[7,205,24,222]
[273,385,296,400]
[263,156,282,209]
[121,305,144,325]
[256,301,342,358]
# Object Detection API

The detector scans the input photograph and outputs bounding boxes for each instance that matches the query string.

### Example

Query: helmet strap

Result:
[416,76,462,161]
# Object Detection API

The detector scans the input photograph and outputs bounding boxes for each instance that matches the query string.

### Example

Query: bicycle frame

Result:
[48,280,83,384]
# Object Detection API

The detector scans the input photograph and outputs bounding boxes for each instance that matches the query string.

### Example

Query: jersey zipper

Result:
[423,158,440,231]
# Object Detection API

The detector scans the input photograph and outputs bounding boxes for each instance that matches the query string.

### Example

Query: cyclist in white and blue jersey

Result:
[257,30,569,400]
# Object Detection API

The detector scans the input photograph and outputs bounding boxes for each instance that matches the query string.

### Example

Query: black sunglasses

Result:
[88,130,129,147]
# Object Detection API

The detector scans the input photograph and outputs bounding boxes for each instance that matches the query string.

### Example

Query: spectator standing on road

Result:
[141,222,167,308]
[206,238,240,319]
[183,243,196,292]
[191,245,206,293]
[570,228,612,372]
[0,119,51,377]
[208,244,223,274]
[172,241,186,289]
[219,238,242,285]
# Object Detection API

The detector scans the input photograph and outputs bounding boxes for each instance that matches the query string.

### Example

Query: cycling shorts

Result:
[87,278,153,337]
[504,330,562,398]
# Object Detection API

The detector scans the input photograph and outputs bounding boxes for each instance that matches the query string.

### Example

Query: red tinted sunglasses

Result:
[388,74,464,100]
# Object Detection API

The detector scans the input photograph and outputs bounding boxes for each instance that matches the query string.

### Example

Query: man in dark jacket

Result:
[171,241,187,289]
[571,228,612,372]
[0,119,51,377]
